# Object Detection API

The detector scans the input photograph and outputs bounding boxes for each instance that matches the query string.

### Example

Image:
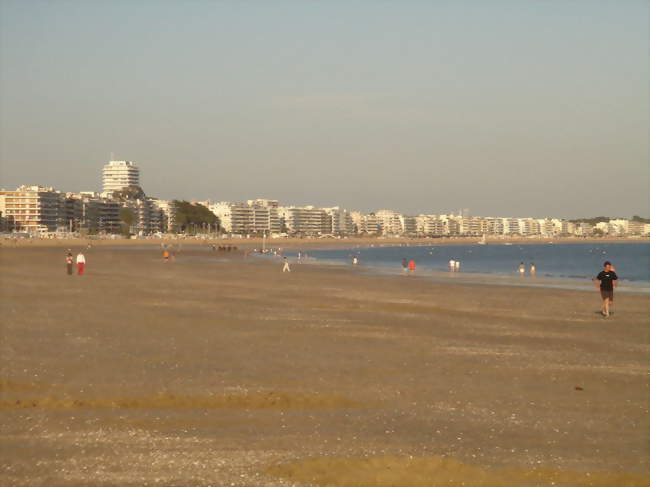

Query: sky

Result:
[0,0,648,219]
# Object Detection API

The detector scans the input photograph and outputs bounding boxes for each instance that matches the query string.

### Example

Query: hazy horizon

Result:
[1,0,648,219]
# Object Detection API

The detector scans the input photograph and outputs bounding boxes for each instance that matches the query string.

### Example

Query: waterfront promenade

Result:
[1,245,648,486]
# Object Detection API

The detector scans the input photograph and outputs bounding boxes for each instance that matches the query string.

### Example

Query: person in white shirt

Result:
[282,257,291,273]
[76,252,86,276]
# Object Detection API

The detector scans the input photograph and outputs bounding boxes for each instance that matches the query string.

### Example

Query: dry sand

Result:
[1,245,649,486]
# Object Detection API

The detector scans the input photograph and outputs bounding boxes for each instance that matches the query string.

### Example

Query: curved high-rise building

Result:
[102,160,140,193]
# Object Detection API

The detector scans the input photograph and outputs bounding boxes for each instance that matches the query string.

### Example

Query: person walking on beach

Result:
[402,258,408,273]
[518,262,525,276]
[163,249,170,263]
[449,259,455,272]
[408,260,416,273]
[76,252,86,276]
[530,262,536,276]
[65,251,74,275]
[593,261,617,317]
[282,256,291,273]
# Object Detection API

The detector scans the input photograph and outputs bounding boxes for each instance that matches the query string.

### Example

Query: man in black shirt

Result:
[593,261,618,317]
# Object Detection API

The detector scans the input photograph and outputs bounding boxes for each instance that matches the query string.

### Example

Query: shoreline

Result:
[1,235,648,250]
[254,253,650,295]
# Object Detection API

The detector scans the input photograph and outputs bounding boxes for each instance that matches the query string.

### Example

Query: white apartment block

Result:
[459,216,487,235]
[323,207,354,235]
[102,160,140,193]
[375,210,403,235]
[278,206,328,235]
[415,215,446,236]
[350,211,380,235]
[0,185,65,232]
[209,201,280,234]
[152,199,178,232]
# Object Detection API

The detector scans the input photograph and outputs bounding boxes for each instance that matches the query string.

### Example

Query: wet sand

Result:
[1,246,649,486]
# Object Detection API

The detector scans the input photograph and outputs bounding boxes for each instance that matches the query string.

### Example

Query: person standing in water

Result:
[402,258,408,273]
[530,262,536,276]
[65,251,74,275]
[593,261,617,317]
[518,262,525,276]
[408,260,416,273]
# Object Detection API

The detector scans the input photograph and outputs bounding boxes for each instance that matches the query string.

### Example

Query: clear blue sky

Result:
[1,0,648,218]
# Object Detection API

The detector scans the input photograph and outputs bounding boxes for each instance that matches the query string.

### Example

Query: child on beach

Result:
[282,257,291,273]
[65,251,73,275]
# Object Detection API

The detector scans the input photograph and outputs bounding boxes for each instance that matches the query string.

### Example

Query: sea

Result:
[283,241,650,293]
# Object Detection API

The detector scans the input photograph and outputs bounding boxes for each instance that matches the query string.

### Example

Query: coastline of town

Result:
[2,161,649,242]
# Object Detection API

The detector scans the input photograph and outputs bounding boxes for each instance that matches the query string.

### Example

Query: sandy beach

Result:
[1,245,649,486]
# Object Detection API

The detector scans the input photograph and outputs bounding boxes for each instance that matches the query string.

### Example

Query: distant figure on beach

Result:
[449,259,455,272]
[282,257,291,273]
[530,263,536,276]
[454,260,460,272]
[402,258,408,273]
[163,249,170,262]
[518,262,525,276]
[65,251,73,275]
[593,261,617,317]
[352,256,358,265]
[408,260,416,273]
[76,252,86,276]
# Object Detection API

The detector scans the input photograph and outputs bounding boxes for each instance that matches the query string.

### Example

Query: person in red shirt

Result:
[408,260,416,273]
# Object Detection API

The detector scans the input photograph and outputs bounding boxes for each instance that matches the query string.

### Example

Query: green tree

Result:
[119,207,136,236]
[173,201,219,234]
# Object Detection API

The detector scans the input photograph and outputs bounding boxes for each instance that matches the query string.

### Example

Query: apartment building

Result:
[0,185,65,232]
[375,210,403,235]
[459,217,486,235]
[278,206,328,235]
[399,215,417,236]
[152,200,178,232]
[323,207,354,235]
[350,212,379,235]
[102,160,140,193]
[122,198,164,235]
[209,201,280,234]
[415,215,446,236]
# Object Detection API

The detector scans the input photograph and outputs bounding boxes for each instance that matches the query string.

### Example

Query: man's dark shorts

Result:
[600,289,614,301]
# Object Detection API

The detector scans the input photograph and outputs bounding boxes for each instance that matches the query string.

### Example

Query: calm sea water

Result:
[287,242,650,287]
